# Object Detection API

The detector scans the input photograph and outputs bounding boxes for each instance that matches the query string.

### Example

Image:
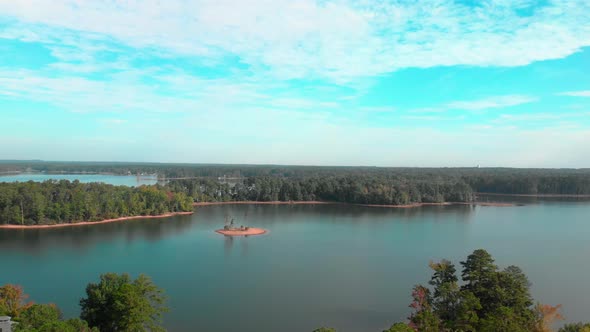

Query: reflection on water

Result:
[1,201,589,332]
[0,215,194,253]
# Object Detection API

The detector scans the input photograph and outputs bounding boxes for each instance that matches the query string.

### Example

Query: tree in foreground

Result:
[383,322,414,332]
[80,273,168,332]
[0,284,33,318]
[0,285,97,332]
[312,328,336,332]
[386,249,568,332]
[559,322,590,332]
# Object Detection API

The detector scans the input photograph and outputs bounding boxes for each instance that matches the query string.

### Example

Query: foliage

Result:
[387,249,565,332]
[80,273,167,332]
[4,161,590,195]
[383,322,414,332]
[408,285,440,331]
[0,285,97,332]
[166,175,475,205]
[0,180,193,225]
[15,303,61,331]
[534,304,564,332]
[0,284,33,317]
[312,328,337,332]
[559,322,590,332]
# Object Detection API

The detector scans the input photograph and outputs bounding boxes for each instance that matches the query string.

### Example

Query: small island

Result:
[215,216,267,236]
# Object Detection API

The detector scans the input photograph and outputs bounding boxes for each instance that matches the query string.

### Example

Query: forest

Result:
[165,175,475,205]
[2,161,590,195]
[2,162,590,225]
[0,181,193,225]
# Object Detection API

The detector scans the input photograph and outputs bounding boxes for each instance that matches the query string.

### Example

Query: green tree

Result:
[80,273,167,332]
[312,328,336,332]
[383,322,414,332]
[15,303,61,331]
[408,285,440,331]
[478,306,529,332]
[460,249,498,315]
[428,259,460,323]
[559,323,590,332]
[452,290,481,332]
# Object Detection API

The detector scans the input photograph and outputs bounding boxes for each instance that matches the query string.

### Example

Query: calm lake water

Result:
[0,173,158,186]
[1,202,589,331]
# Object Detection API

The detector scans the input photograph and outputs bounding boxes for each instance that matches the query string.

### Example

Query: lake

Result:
[1,201,589,331]
[0,173,158,186]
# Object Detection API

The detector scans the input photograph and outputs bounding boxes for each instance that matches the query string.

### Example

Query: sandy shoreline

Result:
[194,201,514,208]
[477,192,590,198]
[215,227,268,236]
[194,201,332,206]
[358,201,514,208]
[0,211,194,229]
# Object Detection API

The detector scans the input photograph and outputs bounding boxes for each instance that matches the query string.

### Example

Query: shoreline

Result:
[215,227,268,236]
[194,201,333,206]
[0,211,194,229]
[477,192,590,198]
[194,201,514,208]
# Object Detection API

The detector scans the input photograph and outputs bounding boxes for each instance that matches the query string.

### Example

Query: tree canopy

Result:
[0,180,193,225]
[80,273,168,332]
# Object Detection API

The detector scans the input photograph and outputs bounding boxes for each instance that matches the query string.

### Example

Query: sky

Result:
[1,0,590,167]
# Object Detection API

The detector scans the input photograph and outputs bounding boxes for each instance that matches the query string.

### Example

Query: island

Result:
[215,216,267,236]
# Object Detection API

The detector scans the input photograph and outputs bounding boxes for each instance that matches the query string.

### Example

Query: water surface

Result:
[0,173,158,186]
[1,202,589,331]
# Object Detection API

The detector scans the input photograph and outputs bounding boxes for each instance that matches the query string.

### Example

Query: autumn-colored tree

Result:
[0,284,33,317]
[533,303,564,332]
[408,284,440,331]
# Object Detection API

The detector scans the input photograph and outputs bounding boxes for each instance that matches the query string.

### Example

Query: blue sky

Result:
[1,0,589,167]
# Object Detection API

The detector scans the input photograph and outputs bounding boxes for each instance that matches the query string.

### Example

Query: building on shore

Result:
[0,316,15,332]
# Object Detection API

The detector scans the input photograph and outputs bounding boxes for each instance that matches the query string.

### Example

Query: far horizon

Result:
[1,159,590,170]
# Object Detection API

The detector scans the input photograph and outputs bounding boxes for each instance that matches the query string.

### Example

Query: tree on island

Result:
[80,273,168,332]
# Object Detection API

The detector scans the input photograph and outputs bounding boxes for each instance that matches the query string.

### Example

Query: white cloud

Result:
[446,95,538,111]
[558,90,590,97]
[408,95,538,114]
[1,0,589,81]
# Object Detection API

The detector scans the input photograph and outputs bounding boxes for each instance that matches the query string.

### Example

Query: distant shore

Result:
[194,201,514,208]
[477,192,590,198]
[0,211,194,229]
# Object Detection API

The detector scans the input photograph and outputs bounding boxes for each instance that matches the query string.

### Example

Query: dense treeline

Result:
[166,175,475,205]
[3,161,590,195]
[0,181,193,225]
[316,249,590,332]
[465,173,590,195]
